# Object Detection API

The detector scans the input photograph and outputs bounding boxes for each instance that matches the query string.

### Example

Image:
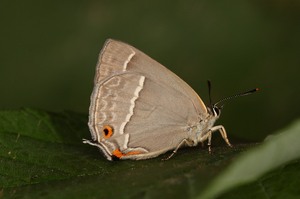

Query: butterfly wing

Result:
[87,39,208,160]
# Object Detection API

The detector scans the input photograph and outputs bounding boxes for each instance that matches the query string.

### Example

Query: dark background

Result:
[1,1,299,141]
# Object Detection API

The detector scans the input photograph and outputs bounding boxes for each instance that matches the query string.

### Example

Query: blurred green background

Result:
[0,0,299,141]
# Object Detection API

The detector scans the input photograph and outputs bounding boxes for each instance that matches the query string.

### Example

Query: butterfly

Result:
[83,39,258,161]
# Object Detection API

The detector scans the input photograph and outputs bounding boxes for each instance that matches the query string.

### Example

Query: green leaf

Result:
[198,119,300,199]
[0,108,299,199]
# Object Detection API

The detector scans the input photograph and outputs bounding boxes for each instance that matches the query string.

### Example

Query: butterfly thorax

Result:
[191,106,221,144]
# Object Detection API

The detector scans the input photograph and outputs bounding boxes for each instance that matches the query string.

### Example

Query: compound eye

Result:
[213,107,220,116]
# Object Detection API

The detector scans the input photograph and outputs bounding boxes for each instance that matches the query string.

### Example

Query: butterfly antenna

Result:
[214,88,259,107]
[207,80,213,107]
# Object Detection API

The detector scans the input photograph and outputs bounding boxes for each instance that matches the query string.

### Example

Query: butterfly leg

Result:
[199,125,232,153]
[162,139,193,160]
[207,131,212,153]
[209,125,232,147]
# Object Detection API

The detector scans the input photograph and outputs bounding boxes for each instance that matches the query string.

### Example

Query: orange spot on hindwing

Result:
[102,125,113,139]
[112,149,144,159]
[112,149,123,158]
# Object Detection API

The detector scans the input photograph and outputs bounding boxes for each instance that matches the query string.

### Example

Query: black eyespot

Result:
[102,125,113,138]
[111,155,120,161]
[103,128,109,136]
